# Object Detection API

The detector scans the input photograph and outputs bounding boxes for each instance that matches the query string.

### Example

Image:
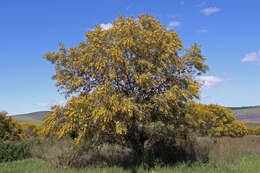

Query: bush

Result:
[0,141,33,163]
[247,126,260,135]
[185,102,248,137]
[22,123,42,138]
[32,137,93,168]
[0,111,25,141]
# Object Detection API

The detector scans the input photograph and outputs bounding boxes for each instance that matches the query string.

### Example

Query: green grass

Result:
[231,106,260,116]
[1,155,260,173]
[242,120,260,124]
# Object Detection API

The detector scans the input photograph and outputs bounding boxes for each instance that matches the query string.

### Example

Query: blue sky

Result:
[1,0,260,115]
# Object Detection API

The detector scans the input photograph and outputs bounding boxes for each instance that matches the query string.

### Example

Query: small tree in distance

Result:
[42,14,209,161]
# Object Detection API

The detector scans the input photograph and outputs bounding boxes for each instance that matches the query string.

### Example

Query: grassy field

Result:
[12,111,50,124]
[231,106,260,116]
[1,155,260,173]
[2,136,260,173]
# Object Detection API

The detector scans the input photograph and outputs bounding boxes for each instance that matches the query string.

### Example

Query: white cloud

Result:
[36,103,50,108]
[201,7,221,16]
[35,100,67,108]
[197,29,208,33]
[169,21,181,27]
[241,49,260,65]
[100,23,113,30]
[197,76,230,89]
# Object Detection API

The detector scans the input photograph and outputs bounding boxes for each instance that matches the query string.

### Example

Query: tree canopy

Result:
[42,14,209,155]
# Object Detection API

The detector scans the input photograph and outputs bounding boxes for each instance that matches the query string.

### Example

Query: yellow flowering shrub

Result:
[247,126,260,135]
[186,102,247,137]
[0,111,25,141]
[22,123,42,137]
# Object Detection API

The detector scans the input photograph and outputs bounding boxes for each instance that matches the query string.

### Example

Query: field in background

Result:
[229,106,260,126]
[12,111,51,124]
[229,106,260,116]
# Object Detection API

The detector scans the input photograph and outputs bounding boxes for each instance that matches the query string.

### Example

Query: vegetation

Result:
[0,111,25,141]
[2,136,260,172]
[186,102,248,137]
[42,14,211,162]
[1,13,259,172]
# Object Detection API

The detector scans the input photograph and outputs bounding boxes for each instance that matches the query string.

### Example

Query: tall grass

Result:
[1,155,260,173]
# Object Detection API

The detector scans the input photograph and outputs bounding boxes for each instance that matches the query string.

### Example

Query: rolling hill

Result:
[228,105,260,116]
[228,106,260,126]
[12,111,51,124]
[10,106,260,125]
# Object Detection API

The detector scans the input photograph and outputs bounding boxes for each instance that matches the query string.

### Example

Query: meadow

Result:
[2,136,260,173]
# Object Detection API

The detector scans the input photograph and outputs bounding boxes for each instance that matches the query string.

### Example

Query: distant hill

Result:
[10,105,260,125]
[228,105,260,126]
[12,111,51,124]
[227,105,260,116]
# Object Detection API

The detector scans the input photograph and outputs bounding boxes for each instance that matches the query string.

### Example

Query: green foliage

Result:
[0,141,33,163]
[0,111,25,141]
[42,14,208,160]
[186,102,248,137]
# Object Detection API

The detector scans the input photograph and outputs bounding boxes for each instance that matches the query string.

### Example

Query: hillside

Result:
[10,106,260,125]
[228,105,260,116]
[12,111,51,124]
[228,106,260,126]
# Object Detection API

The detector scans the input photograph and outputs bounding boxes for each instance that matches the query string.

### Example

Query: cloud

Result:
[197,76,230,89]
[201,7,221,16]
[241,49,260,65]
[169,21,181,27]
[197,29,208,33]
[100,23,113,30]
[35,100,67,108]
[36,103,50,108]
[195,2,207,7]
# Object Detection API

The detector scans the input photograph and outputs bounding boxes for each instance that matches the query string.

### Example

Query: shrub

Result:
[32,137,93,168]
[185,102,248,137]
[247,126,260,135]
[0,111,25,141]
[22,123,42,137]
[0,141,33,163]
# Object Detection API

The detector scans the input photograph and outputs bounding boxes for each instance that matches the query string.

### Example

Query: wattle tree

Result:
[42,14,209,159]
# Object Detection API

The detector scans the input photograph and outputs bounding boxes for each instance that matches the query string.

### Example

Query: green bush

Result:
[0,141,33,163]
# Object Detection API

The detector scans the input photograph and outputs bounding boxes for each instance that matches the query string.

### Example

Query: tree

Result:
[42,14,209,160]
[0,111,25,141]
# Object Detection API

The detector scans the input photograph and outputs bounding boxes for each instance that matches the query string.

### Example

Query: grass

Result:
[3,135,260,172]
[1,155,260,173]
[232,107,260,116]
[241,120,260,126]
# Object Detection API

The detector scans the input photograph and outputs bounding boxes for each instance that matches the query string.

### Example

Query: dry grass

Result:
[195,135,260,165]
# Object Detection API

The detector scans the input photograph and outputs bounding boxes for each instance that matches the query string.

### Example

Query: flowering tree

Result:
[42,14,208,159]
